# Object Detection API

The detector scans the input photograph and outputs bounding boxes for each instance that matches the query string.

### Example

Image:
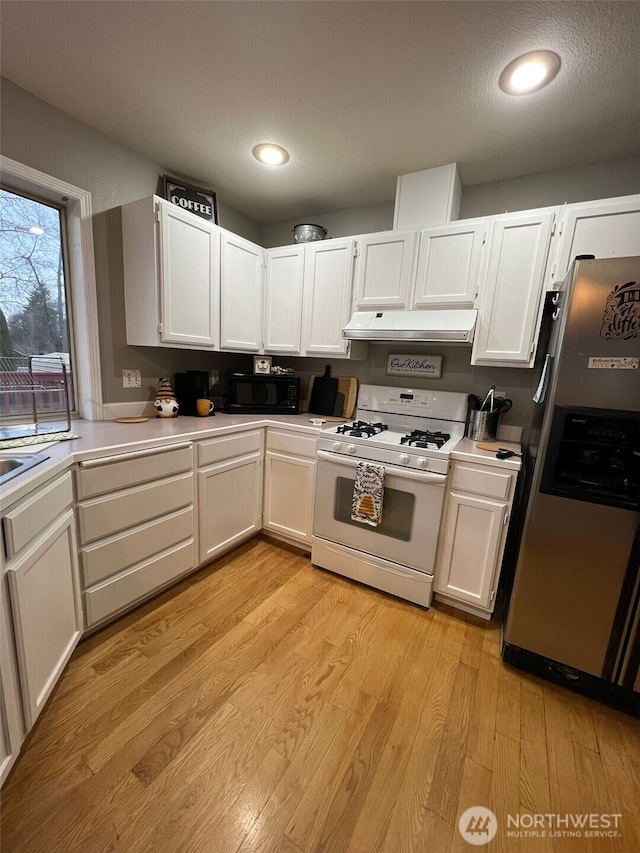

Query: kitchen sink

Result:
[0,454,49,486]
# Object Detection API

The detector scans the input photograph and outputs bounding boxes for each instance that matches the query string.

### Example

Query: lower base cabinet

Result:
[263,429,317,549]
[2,473,82,732]
[1,557,25,785]
[75,443,196,629]
[197,430,264,563]
[434,459,517,619]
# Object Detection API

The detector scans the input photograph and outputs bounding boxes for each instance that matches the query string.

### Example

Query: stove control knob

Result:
[417,457,430,469]
[399,453,411,465]
[332,441,342,452]
[347,444,357,454]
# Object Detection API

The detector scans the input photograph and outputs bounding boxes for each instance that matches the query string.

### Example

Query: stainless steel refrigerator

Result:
[503,256,640,716]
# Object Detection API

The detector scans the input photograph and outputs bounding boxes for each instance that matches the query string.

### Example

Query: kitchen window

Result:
[0,187,75,411]
[0,156,102,420]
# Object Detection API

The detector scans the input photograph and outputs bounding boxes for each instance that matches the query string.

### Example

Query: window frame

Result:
[1,156,103,420]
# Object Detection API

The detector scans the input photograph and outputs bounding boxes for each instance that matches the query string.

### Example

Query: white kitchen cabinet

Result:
[353,231,418,310]
[263,429,317,549]
[220,230,264,352]
[434,460,517,619]
[1,553,24,786]
[197,430,263,563]
[122,195,220,349]
[2,472,82,730]
[413,219,486,308]
[471,209,555,367]
[546,194,640,287]
[263,245,305,353]
[302,237,357,357]
[75,443,196,628]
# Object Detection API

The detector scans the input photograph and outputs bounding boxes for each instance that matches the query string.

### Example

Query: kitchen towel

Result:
[351,462,385,527]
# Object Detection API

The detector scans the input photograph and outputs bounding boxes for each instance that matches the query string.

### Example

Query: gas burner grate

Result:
[400,429,450,449]
[336,420,389,438]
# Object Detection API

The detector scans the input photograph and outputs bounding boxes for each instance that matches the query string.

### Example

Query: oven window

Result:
[335,477,415,541]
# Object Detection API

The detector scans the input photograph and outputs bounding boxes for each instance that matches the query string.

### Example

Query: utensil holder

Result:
[466,409,500,441]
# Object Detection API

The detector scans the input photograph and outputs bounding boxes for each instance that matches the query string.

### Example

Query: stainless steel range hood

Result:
[342,309,477,343]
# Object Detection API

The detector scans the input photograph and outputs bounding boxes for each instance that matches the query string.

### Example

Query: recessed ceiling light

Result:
[499,50,561,95]
[252,143,290,166]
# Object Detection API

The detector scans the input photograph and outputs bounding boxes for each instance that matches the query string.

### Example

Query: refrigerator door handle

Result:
[533,353,553,404]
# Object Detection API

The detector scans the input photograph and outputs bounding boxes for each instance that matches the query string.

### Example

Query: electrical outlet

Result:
[495,390,506,399]
[210,370,219,386]
[123,368,142,388]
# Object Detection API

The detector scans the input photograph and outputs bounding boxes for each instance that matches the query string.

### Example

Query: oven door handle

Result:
[316,450,447,484]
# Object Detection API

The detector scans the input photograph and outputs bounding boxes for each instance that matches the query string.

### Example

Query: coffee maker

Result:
[174,370,212,416]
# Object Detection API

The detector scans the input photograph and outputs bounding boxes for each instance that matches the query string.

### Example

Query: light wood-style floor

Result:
[2,537,639,853]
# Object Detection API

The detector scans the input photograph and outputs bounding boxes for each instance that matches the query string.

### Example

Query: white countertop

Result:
[451,437,523,471]
[0,413,329,508]
[0,414,522,508]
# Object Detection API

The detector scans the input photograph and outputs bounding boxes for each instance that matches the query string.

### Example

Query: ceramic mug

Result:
[196,398,214,416]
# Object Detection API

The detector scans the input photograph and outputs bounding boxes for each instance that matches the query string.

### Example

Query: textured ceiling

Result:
[2,1,640,223]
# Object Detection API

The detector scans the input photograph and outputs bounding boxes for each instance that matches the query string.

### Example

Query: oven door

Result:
[313,449,446,573]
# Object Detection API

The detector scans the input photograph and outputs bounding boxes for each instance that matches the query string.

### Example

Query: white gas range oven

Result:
[311,384,469,607]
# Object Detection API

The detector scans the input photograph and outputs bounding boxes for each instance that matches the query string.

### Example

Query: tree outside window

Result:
[0,187,74,414]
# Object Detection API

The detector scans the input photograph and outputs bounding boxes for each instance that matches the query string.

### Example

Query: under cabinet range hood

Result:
[342,309,477,343]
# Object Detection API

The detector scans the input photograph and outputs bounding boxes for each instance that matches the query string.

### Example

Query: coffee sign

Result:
[162,176,218,224]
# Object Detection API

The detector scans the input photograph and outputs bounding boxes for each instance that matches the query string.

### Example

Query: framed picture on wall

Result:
[253,356,272,375]
[162,175,218,224]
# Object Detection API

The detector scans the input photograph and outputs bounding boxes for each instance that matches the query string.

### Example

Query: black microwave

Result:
[226,373,300,415]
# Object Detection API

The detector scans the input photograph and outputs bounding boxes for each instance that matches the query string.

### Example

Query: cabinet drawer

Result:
[451,464,513,500]
[75,443,192,499]
[84,539,195,627]
[266,429,317,459]
[80,506,194,587]
[77,472,193,544]
[198,429,263,466]
[3,472,73,557]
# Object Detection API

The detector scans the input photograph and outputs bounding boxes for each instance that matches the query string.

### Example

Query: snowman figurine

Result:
[154,377,179,418]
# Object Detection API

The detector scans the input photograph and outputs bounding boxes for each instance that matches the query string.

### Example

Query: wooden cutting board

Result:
[306,375,357,419]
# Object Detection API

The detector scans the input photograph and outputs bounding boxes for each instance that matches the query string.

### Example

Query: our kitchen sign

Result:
[386,354,443,378]
[162,176,218,224]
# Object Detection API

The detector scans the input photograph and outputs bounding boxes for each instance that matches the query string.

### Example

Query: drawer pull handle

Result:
[79,442,192,469]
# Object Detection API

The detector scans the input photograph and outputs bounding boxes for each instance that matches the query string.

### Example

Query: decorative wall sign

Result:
[162,175,218,224]
[386,353,443,378]
[253,356,272,375]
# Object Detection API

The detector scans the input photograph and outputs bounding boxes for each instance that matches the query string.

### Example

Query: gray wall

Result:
[261,201,395,248]
[2,77,639,438]
[459,154,640,219]
[0,79,260,406]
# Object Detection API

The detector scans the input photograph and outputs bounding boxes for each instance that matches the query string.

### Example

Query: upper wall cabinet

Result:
[546,194,640,287]
[220,231,264,352]
[302,238,357,357]
[353,231,418,310]
[352,221,485,312]
[122,196,220,349]
[265,239,366,359]
[413,219,487,308]
[471,209,555,367]
[263,246,305,354]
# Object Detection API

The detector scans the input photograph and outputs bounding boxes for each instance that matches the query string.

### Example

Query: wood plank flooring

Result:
[2,537,639,852]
